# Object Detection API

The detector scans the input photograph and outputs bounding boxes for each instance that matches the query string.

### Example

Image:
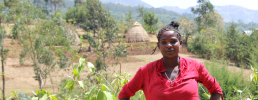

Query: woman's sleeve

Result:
[118,67,146,99]
[198,63,223,97]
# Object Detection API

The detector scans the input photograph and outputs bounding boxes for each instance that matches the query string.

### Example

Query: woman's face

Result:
[157,31,182,58]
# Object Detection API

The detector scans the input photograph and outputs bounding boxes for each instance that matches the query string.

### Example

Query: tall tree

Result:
[226,22,241,65]
[191,0,214,32]
[178,16,196,46]
[143,12,159,34]
[136,5,145,24]
[74,0,82,7]
[9,1,74,90]
[33,0,41,7]
[126,8,132,22]
[125,8,134,30]
[0,1,9,99]
[52,0,65,14]
[17,16,76,90]
[81,0,106,37]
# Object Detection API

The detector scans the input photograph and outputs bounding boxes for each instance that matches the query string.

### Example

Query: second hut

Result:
[126,21,150,43]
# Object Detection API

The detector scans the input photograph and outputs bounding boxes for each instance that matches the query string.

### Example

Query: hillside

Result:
[100,0,153,8]
[161,5,258,23]
[62,0,194,24]
[101,3,195,24]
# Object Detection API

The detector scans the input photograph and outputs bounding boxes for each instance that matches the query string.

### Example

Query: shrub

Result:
[199,59,248,100]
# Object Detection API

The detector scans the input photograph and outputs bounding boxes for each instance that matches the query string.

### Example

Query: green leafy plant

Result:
[9,89,57,100]
[61,56,144,100]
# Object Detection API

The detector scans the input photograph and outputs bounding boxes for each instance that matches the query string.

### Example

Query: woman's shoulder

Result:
[182,57,201,63]
[181,57,204,68]
[139,58,162,71]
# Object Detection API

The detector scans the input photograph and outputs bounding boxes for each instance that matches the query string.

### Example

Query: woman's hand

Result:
[210,93,221,100]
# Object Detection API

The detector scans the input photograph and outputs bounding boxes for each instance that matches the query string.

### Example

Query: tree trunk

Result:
[38,71,43,90]
[50,0,53,12]
[54,4,56,15]
[0,15,5,100]
[1,48,5,100]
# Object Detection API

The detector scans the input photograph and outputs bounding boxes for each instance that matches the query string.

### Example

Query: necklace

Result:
[164,58,180,83]
[164,72,175,83]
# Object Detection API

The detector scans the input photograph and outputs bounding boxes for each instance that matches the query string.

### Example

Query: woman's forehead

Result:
[160,31,177,37]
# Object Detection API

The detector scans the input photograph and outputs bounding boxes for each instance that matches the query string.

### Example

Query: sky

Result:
[141,0,258,10]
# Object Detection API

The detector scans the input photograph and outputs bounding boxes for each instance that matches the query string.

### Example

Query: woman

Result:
[118,21,223,100]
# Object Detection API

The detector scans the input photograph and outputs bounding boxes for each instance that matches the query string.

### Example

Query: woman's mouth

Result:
[166,50,175,53]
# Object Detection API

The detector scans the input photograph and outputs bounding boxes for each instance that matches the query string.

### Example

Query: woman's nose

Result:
[166,43,173,48]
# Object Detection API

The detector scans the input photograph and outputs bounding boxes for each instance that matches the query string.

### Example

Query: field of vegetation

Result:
[0,0,257,100]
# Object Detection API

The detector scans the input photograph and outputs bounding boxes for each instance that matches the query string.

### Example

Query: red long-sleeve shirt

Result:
[119,57,223,100]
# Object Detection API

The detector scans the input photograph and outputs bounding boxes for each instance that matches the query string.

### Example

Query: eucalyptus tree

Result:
[74,0,82,7]
[9,0,76,90]
[178,16,196,46]
[125,8,134,30]
[143,12,159,34]
[16,17,76,90]
[65,4,86,24]
[0,1,9,99]
[191,0,215,32]
[80,0,106,38]
[226,22,241,65]
[136,5,146,24]
[9,0,46,39]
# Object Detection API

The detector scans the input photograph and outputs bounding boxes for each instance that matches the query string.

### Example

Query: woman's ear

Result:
[157,42,160,49]
[179,40,183,48]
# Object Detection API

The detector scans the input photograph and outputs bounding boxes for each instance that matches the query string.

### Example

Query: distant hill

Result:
[161,5,258,23]
[63,0,153,8]
[160,6,185,14]
[215,5,258,23]
[100,0,153,8]
[101,3,195,24]
[62,0,195,24]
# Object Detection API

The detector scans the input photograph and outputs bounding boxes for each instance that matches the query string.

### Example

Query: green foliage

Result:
[125,8,135,30]
[101,2,194,25]
[199,60,247,100]
[191,0,215,32]
[188,27,226,59]
[177,16,196,45]
[8,0,46,22]
[9,0,47,39]
[225,22,247,66]
[9,89,57,100]
[80,0,107,37]
[136,5,146,24]
[65,6,86,24]
[60,57,145,100]
[15,14,76,89]
[224,20,258,31]
[143,12,159,34]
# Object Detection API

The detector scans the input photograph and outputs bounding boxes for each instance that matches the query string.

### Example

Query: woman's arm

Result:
[197,63,223,100]
[210,93,221,100]
[118,67,146,99]
[120,98,129,100]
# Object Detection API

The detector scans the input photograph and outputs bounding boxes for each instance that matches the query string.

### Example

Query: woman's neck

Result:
[163,56,180,68]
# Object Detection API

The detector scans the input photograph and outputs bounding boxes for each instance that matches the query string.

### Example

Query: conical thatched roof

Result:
[126,22,150,43]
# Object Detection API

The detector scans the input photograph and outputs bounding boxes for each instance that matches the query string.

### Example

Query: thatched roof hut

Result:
[126,22,150,43]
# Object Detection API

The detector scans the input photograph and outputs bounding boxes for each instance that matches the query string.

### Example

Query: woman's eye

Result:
[161,42,166,44]
[171,41,176,44]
